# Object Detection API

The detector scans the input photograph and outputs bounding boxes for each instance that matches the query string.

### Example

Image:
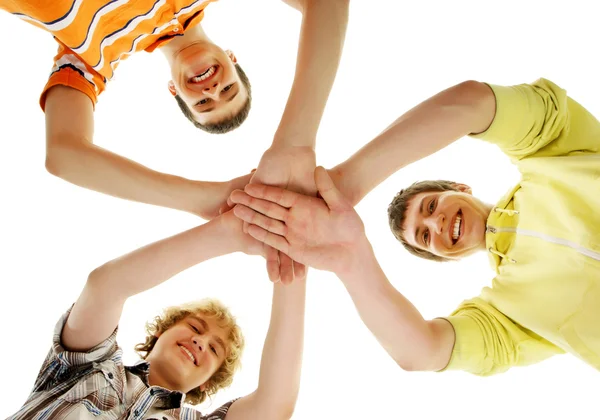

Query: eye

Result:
[210,345,218,355]
[198,98,211,106]
[423,229,430,246]
[428,199,436,214]
[190,324,201,334]
[222,84,234,93]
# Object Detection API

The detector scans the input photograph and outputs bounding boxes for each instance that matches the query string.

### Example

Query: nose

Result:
[203,82,220,99]
[192,337,207,353]
[426,213,445,235]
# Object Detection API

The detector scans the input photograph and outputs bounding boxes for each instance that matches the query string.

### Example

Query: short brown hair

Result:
[134,299,244,405]
[174,63,252,134]
[388,180,461,262]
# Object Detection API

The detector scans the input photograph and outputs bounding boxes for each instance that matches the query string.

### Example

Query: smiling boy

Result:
[0,0,348,222]
[231,78,600,375]
[9,210,306,419]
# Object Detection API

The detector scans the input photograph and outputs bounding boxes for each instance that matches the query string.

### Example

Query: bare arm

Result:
[62,211,262,352]
[226,277,307,420]
[231,167,455,371]
[330,81,497,205]
[44,86,249,219]
[272,0,349,147]
[338,239,454,371]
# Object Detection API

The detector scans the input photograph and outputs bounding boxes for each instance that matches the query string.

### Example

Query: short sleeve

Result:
[32,306,119,391]
[40,42,105,111]
[201,399,238,419]
[471,78,600,160]
[439,297,563,376]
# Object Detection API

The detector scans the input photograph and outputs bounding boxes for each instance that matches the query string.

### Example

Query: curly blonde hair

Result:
[134,299,244,405]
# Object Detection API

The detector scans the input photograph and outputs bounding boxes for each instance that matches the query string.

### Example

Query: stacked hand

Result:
[230,146,318,284]
[229,166,367,276]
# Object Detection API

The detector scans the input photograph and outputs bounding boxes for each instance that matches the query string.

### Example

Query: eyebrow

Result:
[191,316,226,354]
[198,86,239,113]
[414,197,426,245]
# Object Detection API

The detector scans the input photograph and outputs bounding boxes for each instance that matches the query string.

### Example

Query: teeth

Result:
[191,66,216,82]
[452,214,462,241]
[179,345,196,364]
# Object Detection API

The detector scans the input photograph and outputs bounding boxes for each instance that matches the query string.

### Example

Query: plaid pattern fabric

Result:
[8,308,236,420]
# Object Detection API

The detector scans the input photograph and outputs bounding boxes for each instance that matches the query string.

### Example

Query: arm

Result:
[338,239,454,371]
[273,0,349,147]
[226,277,307,420]
[247,0,349,283]
[329,81,496,206]
[230,167,454,371]
[44,86,250,219]
[62,211,263,352]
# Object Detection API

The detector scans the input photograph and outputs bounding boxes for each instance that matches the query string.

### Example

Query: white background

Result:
[1,0,599,419]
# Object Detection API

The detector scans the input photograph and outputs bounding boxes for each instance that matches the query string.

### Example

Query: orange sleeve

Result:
[40,43,104,111]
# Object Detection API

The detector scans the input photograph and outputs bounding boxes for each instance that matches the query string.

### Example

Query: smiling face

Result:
[402,188,491,260]
[168,43,249,126]
[146,314,230,394]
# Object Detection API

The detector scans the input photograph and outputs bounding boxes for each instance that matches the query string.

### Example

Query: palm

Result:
[283,196,365,273]
[230,167,367,275]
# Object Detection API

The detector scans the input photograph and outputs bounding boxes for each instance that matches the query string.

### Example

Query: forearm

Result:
[331,81,495,205]
[46,141,214,216]
[338,240,451,371]
[255,277,307,416]
[90,216,235,299]
[273,0,349,147]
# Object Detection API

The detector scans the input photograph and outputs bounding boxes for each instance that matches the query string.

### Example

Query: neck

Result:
[160,24,211,65]
[146,359,181,393]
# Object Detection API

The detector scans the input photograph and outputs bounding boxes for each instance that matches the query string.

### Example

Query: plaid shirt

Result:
[9,309,236,420]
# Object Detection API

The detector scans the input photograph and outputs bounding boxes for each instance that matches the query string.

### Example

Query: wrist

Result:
[188,181,221,219]
[336,237,377,280]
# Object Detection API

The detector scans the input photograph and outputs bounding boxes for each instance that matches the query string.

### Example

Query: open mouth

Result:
[189,65,219,84]
[179,345,197,366]
[451,210,463,245]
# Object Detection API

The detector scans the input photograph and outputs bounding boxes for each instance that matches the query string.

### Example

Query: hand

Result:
[218,209,266,257]
[233,146,317,284]
[197,171,255,220]
[230,166,367,275]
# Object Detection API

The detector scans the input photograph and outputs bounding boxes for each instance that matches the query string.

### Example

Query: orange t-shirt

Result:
[0,0,217,110]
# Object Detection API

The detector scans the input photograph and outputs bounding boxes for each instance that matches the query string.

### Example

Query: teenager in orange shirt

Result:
[1,1,348,280]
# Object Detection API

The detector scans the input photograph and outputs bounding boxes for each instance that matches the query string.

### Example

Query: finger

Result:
[293,260,307,280]
[219,203,231,215]
[244,184,299,208]
[314,166,350,212]
[233,205,288,236]
[230,190,289,221]
[243,221,249,234]
[265,245,280,282]
[247,224,291,256]
[279,252,294,285]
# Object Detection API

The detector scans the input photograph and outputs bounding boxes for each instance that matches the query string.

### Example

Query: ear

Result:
[167,80,177,96]
[225,50,238,64]
[453,183,472,195]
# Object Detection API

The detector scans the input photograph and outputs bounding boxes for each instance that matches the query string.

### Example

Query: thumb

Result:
[314,166,349,211]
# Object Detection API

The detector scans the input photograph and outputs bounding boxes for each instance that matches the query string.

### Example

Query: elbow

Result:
[45,139,85,178]
[45,146,63,177]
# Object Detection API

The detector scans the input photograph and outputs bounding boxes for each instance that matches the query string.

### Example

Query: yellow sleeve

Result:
[439,298,564,376]
[471,78,600,160]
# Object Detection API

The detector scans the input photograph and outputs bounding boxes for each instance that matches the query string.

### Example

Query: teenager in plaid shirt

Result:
[9,210,306,420]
